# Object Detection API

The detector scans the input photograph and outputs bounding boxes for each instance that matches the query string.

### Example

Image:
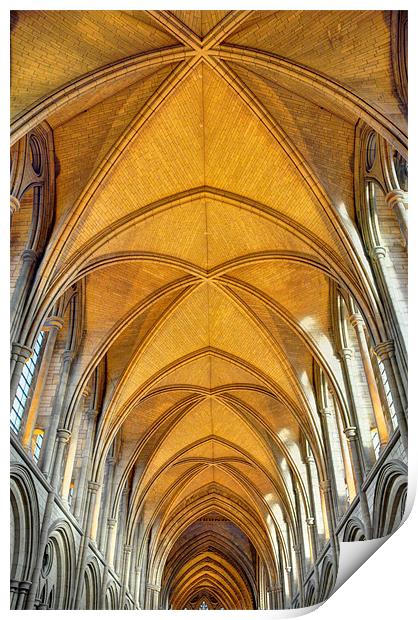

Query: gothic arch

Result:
[304,580,317,607]
[10,465,40,587]
[80,558,101,610]
[318,557,336,603]
[43,521,76,609]
[373,460,408,538]
[10,10,408,612]
[105,580,118,610]
[343,517,367,542]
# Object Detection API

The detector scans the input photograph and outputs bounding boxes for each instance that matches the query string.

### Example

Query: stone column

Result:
[293,544,305,608]
[306,517,320,587]
[115,488,128,574]
[292,481,306,578]
[119,545,132,608]
[50,428,71,492]
[349,313,389,448]
[90,475,104,544]
[21,317,64,451]
[319,407,340,518]
[10,343,32,409]
[134,568,142,609]
[339,346,369,473]
[386,189,408,245]
[343,427,372,538]
[333,395,356,503]
[73,481,102,609]
[73,408,97,522]
[10,579,20,609]
[374,340,408,450]
[105,518,118,567]
[146,584,160,610]
[15,581,32,610]
[60,392,90,505]
[10,249,38,342]
[320,480,339,570]
[304,455,320,551]
[284,520,294,604]
[98,457,116,552]
[140,535,150,609]
[269,584,283,610]
[39,349,73,479]
[284,566,293,607]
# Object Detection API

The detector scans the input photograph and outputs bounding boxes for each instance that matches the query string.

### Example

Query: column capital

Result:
[320,479,331,492]
[43,316,64,332]
[56,428,71,443]
[343,426,357,440]
[62,349,74,364]
[18,581,32,592]
[285,566,292,574]
[369,245,387,262]
[10,579,20,590]
[306,517,315,527]
[21,248,38,264]
[107,517,117,528]
[374,340,395,361]
[86,408,98,420]
[339,347,353,361]
[386,189,408,208]
[10,195,20,215]
[123,544,132,554]
[147,583,161,592]
[11,342,33,364]
[87,480,101,494]
[348,312,364,328]
[320,407,332,417]
[107,456,117,466]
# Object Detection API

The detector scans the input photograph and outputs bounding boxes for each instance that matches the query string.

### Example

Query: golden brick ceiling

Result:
[11,10,406,608]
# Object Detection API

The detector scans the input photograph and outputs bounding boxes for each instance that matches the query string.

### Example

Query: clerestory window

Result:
[32,428,44,462]
[10,331,45,434]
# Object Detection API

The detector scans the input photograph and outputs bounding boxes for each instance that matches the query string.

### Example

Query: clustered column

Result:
[10,342,32,408]
[349,313,389,449]
[21,317,64,453]
[385,189,408,245]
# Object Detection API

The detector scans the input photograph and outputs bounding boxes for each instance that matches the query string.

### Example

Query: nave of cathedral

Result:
[10,9,408,610]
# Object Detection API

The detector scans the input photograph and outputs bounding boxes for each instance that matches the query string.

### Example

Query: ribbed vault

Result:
[10,9,407,610]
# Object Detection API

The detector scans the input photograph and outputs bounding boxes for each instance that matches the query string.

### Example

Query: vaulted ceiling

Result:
[11,9,406,609]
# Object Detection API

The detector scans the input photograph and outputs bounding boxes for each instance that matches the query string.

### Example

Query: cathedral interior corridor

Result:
[10,9,408,610]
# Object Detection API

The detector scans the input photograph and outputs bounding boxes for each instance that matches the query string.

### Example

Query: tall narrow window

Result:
[68,482,75,507]
[377,359,398,430]
[371,427,380,459]
[32,429,44,462]
[10,331,45,434]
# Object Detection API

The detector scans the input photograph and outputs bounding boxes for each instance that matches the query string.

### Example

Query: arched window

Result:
[10,331,45,434]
